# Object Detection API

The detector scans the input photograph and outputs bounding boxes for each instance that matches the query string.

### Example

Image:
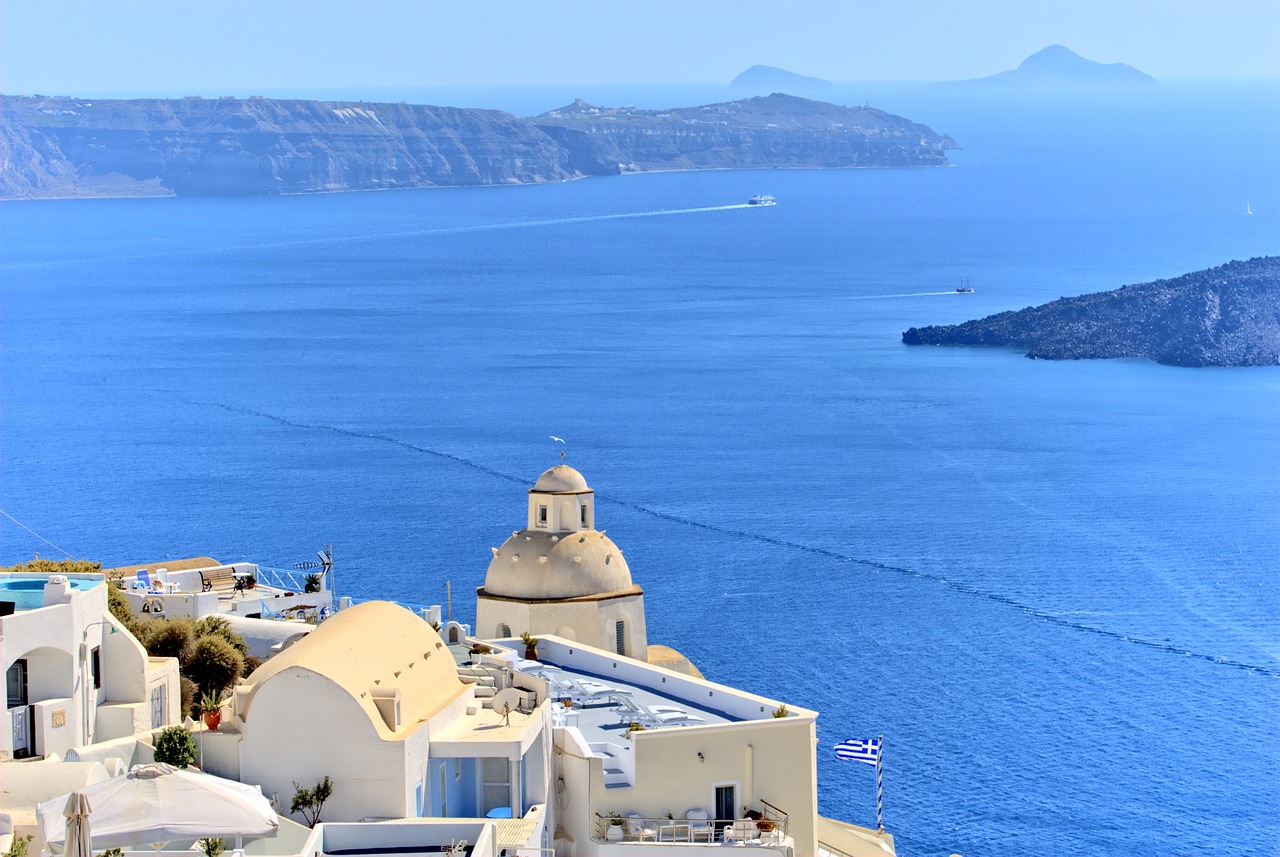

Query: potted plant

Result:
[626,721,645,740]
[303,573,322,593]
[520,631,539,660]
[199,691,226,730]
[244,573,257,590]
[606,813,625,841]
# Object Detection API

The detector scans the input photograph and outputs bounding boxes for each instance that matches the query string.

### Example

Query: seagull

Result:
[550,436,565,444]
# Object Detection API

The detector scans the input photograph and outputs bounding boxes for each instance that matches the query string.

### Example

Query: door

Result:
[6,660,30,759]
[714,784,737,832]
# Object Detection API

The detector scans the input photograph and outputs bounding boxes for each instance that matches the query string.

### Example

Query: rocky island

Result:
[902,258,1280,367]
[729,65,833,93]
[0,92,955,199]
[932,45,1157,89]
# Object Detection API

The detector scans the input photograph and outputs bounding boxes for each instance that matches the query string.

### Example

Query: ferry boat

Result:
[748,194,776,206]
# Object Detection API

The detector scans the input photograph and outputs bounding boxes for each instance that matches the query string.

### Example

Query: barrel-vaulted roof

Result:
[238,601,465,739]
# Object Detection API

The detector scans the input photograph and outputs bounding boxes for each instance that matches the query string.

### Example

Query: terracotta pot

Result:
[525,647,537,660]
[202,709,222,730]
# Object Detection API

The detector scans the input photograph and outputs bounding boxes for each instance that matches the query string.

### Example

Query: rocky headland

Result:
[901,258,1280,367]
[0,92,955,199]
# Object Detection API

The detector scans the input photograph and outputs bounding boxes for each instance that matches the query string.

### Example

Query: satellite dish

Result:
[492,688,522,726]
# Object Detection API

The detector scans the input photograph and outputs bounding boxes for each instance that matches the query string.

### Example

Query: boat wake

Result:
[166,393,1280,679]
[9,203,757,270]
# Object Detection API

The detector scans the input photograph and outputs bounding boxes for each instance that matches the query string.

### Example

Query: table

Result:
[659,823,691,842]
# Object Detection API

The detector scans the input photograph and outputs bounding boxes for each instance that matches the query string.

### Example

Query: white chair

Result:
[686,808,714,842]
[626,813,656,841]
[723,819,759,844]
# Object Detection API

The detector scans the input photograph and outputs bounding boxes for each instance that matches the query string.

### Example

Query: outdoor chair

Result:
[686,808,714,842]
[626,812,656,841]
[137,569,153,591]
[723,819,760,844]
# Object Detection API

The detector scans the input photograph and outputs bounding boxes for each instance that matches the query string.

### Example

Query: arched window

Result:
[448,626,459,643]
[499,623,512,638]
[615,621,626,655]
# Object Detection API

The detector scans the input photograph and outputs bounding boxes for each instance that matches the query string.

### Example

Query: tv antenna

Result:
[492,688,522,726]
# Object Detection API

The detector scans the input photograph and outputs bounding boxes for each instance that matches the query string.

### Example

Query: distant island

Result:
[931,45,1157,89]
[0,92,954,199]
[729,65,832,93]
[902,258,1280,367]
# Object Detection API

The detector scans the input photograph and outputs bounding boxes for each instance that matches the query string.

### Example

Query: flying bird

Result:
[550,436,565,444]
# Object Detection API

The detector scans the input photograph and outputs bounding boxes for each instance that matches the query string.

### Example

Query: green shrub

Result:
[242,654,263,676]
[3,833,33,857]
[143,618,196,665]
[193,616,248,656]
[186,634,244,697]
[153,726,197,768]
[180,677,199,719]
[106,581,143,636]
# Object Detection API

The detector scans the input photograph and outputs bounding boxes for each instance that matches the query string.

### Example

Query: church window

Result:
[580,505,588,527]
[537,505,548,527]
[615,621,626,655]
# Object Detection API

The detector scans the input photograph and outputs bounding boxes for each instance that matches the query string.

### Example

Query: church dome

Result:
[483,529,634,600]
[532,465,590,494]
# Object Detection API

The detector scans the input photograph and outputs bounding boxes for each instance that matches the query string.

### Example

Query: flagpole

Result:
[875,734,884,833]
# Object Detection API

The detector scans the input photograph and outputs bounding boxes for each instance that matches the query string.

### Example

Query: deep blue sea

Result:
[3,81,1278,856]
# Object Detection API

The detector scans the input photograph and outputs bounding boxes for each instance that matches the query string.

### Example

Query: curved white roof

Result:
[532,464,591,494]
[483,529,635,600]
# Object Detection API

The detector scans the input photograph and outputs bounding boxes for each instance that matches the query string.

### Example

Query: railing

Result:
[255,564,314,593]
[760,800,789,830]
[594,812,789,843]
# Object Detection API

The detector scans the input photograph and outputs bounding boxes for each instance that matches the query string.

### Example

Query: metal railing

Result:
[594,812,789,844]
[255,564,315,594]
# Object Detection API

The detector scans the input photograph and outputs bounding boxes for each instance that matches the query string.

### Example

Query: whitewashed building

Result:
[0,571,180,762]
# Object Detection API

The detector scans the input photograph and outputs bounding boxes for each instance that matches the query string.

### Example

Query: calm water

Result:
[3,82,1278,856]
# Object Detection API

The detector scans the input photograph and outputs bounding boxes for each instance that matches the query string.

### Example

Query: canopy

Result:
[38,764,278,850]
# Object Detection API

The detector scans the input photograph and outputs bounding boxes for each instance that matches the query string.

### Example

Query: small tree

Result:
[193,615,249,656]
[291,776,334,826]
[197,838,225,857]
[153,726,197,768]
[3,833,33,857]
[143,618,196,665]
[187,634,244,697]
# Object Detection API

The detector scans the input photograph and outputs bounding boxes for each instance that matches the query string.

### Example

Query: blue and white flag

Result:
[834,738,881,766]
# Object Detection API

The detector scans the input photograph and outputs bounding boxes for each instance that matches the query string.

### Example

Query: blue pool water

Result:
[2,81,1277,855]
[0,576,101,609]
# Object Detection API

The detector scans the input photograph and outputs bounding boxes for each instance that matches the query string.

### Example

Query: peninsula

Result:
[0,92,954,199]
[901,257,1280,367]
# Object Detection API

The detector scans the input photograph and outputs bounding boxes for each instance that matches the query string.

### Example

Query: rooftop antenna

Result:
[550,435,567,464]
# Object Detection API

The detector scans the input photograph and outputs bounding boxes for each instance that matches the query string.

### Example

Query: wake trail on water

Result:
[170,394,1280,679]
[7,203,756,270]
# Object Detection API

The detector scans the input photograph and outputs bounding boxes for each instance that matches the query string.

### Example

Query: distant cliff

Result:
[932,45,1157,89]
[730,65,832,93]
[902,258,1280,367]
[534,94,956,175]
[0,93,955,199]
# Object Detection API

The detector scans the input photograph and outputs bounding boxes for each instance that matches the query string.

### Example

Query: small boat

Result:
[955,278,974,294]
[748,194,776,206]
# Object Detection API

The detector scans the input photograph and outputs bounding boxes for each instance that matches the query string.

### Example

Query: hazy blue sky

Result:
[2,0,1276,95]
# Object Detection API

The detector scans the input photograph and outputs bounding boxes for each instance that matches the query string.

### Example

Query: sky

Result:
[1,0,1277,96]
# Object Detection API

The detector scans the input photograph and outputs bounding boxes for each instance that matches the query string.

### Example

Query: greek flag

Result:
[834,738,881,766]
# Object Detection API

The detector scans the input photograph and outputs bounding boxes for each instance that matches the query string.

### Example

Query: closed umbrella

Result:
[38,763,278,851]
[63,792,92,857]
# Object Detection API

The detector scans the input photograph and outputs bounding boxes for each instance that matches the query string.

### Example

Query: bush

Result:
[153,726,197,768]
[242,654,263,676]
[186,635,244,697]
[142,618,196,665]
[0,557,101,575]
[180,677,199,718]
[193,616,248,656]
[105,581,143,636]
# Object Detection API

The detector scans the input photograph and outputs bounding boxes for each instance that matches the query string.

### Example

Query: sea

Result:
[2,80,1277,856]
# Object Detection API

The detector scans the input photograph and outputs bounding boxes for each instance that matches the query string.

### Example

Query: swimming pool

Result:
[0,576,102,611]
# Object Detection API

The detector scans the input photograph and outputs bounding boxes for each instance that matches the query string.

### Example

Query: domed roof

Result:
[483,529,635,600]
[532,464,590,494]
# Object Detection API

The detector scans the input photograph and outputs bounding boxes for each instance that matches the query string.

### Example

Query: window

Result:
[499,624,511,638]
[580,505,588,527]
[149,684,167,729]
[6,659,28,708]
[91,647,101,689]
[481,757,511,816]
[448,626,459,643]
[615,621,626,655]
[537,505,548,527]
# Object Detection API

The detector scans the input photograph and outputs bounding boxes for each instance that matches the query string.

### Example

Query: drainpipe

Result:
[745,744,755,808]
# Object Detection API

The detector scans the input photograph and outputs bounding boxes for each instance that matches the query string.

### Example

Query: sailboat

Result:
[955,277,974,294]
